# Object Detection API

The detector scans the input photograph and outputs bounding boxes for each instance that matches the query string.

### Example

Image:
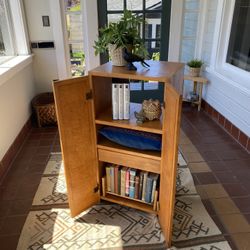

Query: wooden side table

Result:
[183,75,208,111]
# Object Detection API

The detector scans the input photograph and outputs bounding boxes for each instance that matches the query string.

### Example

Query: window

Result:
[64,0,85,77]
[226,0,250,72]
[106,0,163,60]
[0,0,15,64]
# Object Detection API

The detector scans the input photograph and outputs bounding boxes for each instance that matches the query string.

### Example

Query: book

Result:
[135,175,140,199]
[123,83,130,119]
[118,166,121,194]
[112,83,119,120]
[110,165,115,193]
[125,168,130,196]
[120,167,127,196]
[145,173,154,203]
[138,171,144,200]
[118,84,124,120]
[114,166,119,194]
[141,171,148,201]
[129,169,136,198]
[105,166,111,192]
[150,173,159,203]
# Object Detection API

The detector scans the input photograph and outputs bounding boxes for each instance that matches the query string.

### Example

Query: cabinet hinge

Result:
[86,90,93,100]
[93,183,99,193]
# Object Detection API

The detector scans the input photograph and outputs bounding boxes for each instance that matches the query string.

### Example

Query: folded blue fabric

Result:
[99,126,162,151]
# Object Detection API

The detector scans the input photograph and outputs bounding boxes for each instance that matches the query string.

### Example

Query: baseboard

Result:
[0,117,32,182]
[201,100,250,153]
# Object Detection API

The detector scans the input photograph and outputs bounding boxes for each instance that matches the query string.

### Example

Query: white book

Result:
[112,84,119,120]
[118,84,124,120]
[151,174,159,203]
[123,83,130,120]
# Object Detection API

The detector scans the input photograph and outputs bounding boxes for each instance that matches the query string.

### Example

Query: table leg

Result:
[198,83,203,111]
[193,81,197,94]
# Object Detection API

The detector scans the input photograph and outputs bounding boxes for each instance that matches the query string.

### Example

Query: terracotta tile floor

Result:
[0,106,249,249]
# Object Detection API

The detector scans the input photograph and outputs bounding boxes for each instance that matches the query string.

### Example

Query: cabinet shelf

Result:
[101,193,157,214]
[95,103,163,134]
[97,136,161,161]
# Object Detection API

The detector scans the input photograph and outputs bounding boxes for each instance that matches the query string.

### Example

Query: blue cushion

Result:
[99,126,162,151]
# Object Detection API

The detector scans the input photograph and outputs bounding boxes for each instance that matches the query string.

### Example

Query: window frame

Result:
[211,0,250,90]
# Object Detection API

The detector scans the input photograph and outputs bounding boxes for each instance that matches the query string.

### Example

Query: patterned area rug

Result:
[17,205,165,250]
[18,153,231,250]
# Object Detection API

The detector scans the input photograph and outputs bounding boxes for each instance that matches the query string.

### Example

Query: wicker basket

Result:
[108,44,127,66]
[142,99,162,121]
[188,67,201,77]
[31,92,57,127]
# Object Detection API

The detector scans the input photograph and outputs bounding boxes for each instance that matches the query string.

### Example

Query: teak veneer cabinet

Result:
[53,61,184,246]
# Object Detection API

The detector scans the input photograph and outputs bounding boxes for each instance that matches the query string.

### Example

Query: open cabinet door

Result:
[158,85,182,246]
[53,76,100,217]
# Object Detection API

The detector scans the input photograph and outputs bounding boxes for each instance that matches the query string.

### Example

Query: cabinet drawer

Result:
[98,148,161,174]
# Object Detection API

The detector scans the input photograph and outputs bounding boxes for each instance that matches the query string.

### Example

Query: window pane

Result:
[107,0,124,10]
[65,0,81,11]
[144,81,159,90]
[145,13,161,39]
[127,0,142,10]
[0,0,14,56]
[70,43,85,77]
[66,13,83,41]
[145,40,160,58]
[108,13,123,23]
[227,0,250,72]
[146,0,162,10]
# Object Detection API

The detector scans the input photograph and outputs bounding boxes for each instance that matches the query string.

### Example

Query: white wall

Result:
[0,63,35,160]
[24,0,58,93]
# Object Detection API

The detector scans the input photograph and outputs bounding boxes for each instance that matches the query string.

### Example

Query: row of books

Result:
[105,165,159,204]
[112,83,130,120]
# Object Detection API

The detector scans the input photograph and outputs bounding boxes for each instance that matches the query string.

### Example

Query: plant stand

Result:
[183,75,208,111]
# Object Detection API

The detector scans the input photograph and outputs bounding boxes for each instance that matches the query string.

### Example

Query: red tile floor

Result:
[0,105,249,249]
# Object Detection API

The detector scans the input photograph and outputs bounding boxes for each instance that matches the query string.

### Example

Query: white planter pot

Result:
[108,44,127,66]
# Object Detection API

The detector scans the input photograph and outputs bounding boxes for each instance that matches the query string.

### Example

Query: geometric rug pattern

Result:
[18,152,231,249]
[17,205,165,250]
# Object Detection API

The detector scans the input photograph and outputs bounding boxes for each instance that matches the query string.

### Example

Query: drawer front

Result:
[98,148,161,174]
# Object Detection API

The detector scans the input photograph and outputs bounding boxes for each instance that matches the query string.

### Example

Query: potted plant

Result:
[94,10,148,66]
[187,59,203,77]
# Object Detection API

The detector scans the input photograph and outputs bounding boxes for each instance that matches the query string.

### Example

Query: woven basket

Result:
[108,44,127,66]
[142,99,162,121]
[31,92,57,127]
[188,67,201,77]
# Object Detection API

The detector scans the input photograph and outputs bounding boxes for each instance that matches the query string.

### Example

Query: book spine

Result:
[135,175,140,199]
[151,179,157,203]
[139,172,144,200]
[110,166,114,193]
[112,84,119,120]
[106,166,111,192]
[120,168,126,196]
[141,172,148,201]
[125,168,130,196]
[123,83,130,120]
[118,167,121,195]
[129,169,136,198]
[145,176,153,203]
[118,84,124,120]
[114,166,118,194]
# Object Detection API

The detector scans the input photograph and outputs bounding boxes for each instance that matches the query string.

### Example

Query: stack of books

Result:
[105,164,159,204]
[112,83,130,120]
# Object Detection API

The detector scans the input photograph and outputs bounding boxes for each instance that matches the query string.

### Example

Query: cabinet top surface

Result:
[89,61,184,81]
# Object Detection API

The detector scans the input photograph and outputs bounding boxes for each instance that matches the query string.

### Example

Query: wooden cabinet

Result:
[53,61,184,246]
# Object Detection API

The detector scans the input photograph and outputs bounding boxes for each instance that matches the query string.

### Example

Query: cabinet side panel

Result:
[159,85,182,246]
[53,77,99,217]
[91,76,112,117]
